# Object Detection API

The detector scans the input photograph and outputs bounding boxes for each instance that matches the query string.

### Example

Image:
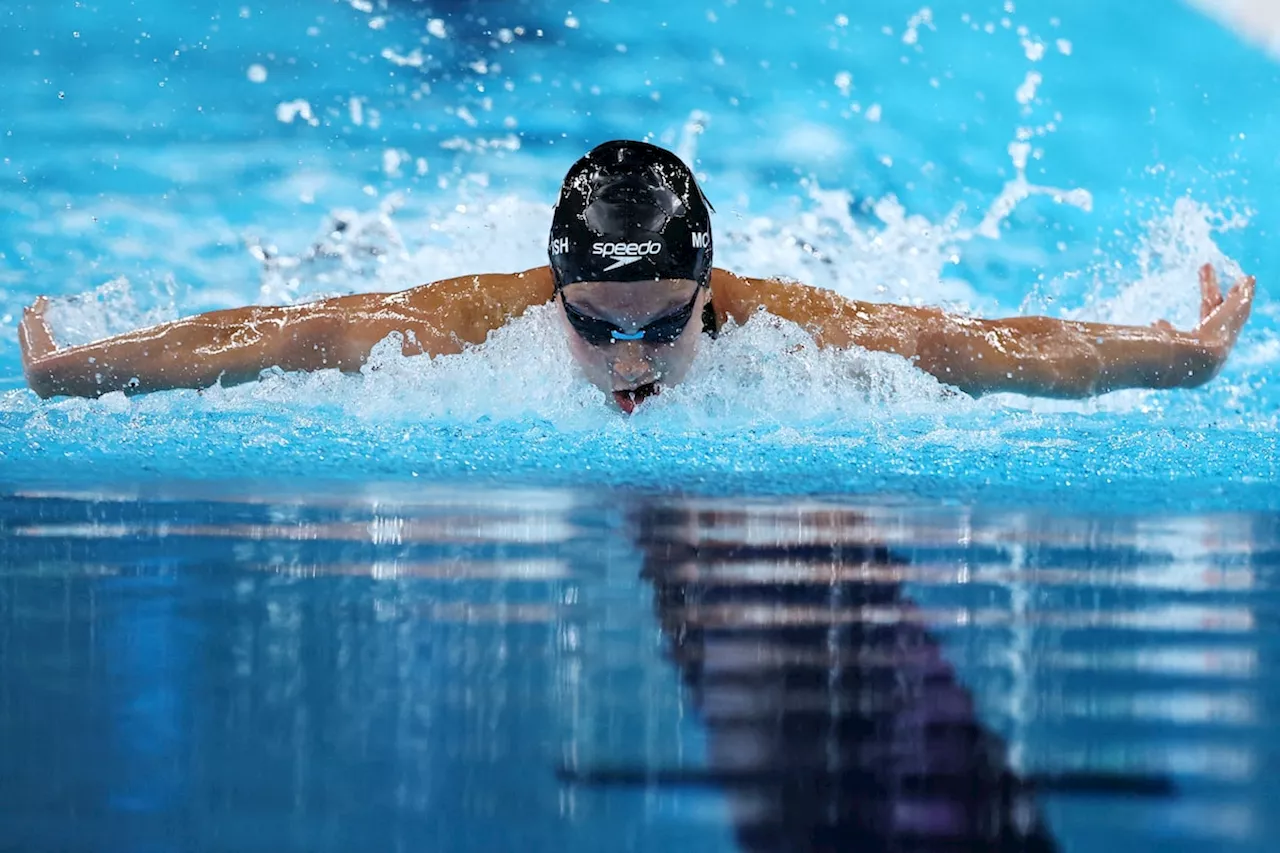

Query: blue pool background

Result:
[0,0,1277,503]
[2,0,1280,851]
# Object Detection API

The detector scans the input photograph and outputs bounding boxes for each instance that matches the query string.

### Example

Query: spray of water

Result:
[23,180,1255,434]
[8,4,1273,482]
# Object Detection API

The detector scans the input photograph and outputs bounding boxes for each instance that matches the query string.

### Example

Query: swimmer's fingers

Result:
[19,297,58,364]
[1199,263,1225,322]
[1189,273,1255,378]
[1217,274,1255,347]
[1156,268,1255,387]
[1153,265,1226,337]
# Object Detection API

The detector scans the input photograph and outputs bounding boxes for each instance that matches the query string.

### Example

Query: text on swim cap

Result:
[592,241,662,257]
[550,237,570,254]
[691,232,709,248]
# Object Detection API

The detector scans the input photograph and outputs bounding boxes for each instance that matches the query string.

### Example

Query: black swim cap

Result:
[548,140,713,290]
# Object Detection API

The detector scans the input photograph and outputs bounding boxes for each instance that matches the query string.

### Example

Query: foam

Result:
[641,314,960,429]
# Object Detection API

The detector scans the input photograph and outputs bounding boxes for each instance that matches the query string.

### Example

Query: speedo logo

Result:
[593,240,662,272]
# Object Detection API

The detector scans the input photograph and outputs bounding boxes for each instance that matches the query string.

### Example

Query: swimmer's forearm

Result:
[710,274,1236,399]
[1085,322,1224,393]
[914,316,1223,398]
[21,269,556,398]
[23,306,368,398]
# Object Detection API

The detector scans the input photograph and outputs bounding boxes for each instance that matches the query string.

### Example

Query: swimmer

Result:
[19,140,1256,412]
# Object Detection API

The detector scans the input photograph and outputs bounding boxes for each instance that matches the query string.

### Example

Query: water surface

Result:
[2,483,1277,851]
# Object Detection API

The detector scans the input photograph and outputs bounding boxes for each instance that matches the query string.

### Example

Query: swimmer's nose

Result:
[610,346,655,385]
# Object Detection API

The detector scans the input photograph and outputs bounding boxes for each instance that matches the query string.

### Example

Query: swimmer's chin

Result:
[612,382,660,414]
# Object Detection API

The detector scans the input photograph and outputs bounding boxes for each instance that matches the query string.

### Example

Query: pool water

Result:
[3,486,1277,852]
[1,0,1279,850]
[0,0,1277,496]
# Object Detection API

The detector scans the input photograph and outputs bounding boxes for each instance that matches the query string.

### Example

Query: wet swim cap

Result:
[548,140,713,290]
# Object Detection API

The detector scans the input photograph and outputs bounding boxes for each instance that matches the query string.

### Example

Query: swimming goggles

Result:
[561,287,702,346]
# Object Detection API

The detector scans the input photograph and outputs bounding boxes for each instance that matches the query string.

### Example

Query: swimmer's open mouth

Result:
[613,382,659,414]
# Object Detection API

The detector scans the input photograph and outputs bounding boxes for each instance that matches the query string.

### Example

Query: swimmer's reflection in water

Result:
[20,140,1255,412]
[606,502,1054,852]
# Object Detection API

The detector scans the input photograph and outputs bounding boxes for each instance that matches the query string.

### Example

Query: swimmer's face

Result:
[558,278,707,413]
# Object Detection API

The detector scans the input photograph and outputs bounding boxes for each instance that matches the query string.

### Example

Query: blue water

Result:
[4,487,1278,851]
[0,0,1277,502]
[2,0,1280,850]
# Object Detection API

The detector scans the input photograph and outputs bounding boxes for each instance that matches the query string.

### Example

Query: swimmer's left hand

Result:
[1194,263,1254,353]
[1153,264,1255,385]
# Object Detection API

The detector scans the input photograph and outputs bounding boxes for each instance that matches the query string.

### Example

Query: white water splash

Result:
[642,313,960,428]
[1015,70,1043,105]
[24,185,1245,430]
[25,5,1260,428]
[1074,197,1248,328]
[34,127,1247,424]
[15,301,964,433]
[44,277,179,347]
[274,99,318,126]
[968,140,1093,242]
[902,8,936,46]
[675,109,711,167]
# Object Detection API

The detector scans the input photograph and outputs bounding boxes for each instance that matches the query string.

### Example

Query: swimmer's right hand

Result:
[19,297,58,364]
[19,297,64,398]
[15,268,555,398]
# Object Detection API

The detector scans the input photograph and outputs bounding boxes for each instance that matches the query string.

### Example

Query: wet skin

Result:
[558,278,708,413]
[19,263,1255,405]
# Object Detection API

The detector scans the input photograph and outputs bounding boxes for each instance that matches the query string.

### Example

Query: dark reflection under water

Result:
[626,502,1058,852]
[569,502,1175,852]
[0,486,1274,852]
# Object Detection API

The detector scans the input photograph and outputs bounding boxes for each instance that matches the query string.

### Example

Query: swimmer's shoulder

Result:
[708,267,751,329]
[394,266,557,316]
[350,267,556,346]
[708,269,930,353]
[708,268,889,334]
[482,265,557,312]
[709,267,819,328]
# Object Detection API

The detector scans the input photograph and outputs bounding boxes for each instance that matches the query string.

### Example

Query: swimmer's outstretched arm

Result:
[19,268,555,398]
[711,264,1255,398]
